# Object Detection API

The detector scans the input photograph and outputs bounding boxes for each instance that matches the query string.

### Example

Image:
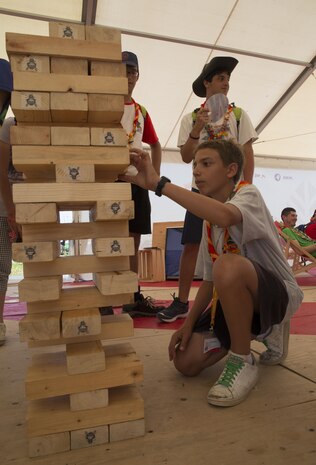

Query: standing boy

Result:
[121,140,303,406]
[158,56,257,323]
[120,51,164,316]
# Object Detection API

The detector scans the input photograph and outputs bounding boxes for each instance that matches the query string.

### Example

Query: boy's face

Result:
[204,72,230,98]
[283,211,297,228]
[126,65,139,95]
[193,148,237,197]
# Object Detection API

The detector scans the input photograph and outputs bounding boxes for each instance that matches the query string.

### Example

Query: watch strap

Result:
[155,176,171,197]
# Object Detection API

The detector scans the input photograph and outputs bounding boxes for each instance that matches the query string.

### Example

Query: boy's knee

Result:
[173,353,201,377]
[213,254,243,284]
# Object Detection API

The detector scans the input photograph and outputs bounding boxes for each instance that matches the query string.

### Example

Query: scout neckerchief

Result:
[206,180,249,329]
[127,98,140,145]
[204,103,233,140]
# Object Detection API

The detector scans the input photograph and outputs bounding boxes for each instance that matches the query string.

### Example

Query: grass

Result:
[11,261,23,276]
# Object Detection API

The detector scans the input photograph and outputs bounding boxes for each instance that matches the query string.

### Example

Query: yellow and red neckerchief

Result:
[206,180,249,329]
[127,98,140,145]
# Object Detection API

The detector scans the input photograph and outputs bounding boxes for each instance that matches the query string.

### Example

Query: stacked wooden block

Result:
[7,22,145,457]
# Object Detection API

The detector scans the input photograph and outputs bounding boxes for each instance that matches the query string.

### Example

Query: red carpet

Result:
[4,300,316,335]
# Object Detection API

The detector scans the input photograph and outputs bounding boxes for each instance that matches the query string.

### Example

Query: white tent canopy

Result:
[0,0,315,163]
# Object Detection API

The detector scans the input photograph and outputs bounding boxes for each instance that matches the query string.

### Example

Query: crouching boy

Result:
[121,140,303,407]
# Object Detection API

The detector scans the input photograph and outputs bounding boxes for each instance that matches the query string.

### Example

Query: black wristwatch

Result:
[155,176,171,197]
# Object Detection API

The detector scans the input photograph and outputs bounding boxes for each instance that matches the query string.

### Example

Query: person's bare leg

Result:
[212,254,258,354]
[173,332,227,376]
[177,243,200,303]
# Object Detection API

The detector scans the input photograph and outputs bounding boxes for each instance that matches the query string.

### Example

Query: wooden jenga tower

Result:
[7,22,145,457]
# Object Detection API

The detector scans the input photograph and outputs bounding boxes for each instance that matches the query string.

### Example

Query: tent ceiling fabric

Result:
[0,0,315,160]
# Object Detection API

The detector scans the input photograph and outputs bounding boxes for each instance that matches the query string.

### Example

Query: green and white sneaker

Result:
[260,320,290,366]
[207,352,258,407]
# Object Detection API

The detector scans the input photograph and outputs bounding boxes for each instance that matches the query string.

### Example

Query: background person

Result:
[157,56,257,323]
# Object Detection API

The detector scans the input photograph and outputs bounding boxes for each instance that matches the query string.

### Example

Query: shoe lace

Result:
[142,295,156,309]
[216,355,244,388]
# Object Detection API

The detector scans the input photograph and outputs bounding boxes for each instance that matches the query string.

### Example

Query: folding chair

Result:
[274,221,316,275]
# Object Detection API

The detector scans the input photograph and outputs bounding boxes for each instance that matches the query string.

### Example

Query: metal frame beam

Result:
[81,0,97,25]
[255,55,316,134]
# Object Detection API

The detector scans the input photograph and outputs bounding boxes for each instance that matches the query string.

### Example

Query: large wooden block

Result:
[66,340,105,375]
[27,386,144,438]
[61,308,101,338]
[18,276,62,302]
[10,54,50,73]
[6,32,121,61]
[90,200,134,221]
[26,342,140,399]
[49,22,86,40]
[12,241,59,262]
[55,164,95,183]
[27,286,133,314]
[71,425,108,450]
[51,57,88,75]
[50,92,88,123]
[88,94,124,123]
[28,432,70,457]
[22,220,129,242]
[94,271,138,296]
[93,237,134,257]
[23,255,129,278]
[10,125,50,145]
[28,314,134,348]
[90,127,127,146]
[70,389,109,411]
[11,91,51,122]
[12,146,129,180]
[15,203,58,224]
[13,72,128,95]
[13,182,132,206]
[110,418,145,442]
[19,311,61,342]
[91,61,126,77]
[50,126,90,145]
[85,25,121,44]
[90,61,126,77]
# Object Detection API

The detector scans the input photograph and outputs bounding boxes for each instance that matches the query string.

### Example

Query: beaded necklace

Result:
[206,180,249,329]
[127,98,140,145]
[204,103,233,140]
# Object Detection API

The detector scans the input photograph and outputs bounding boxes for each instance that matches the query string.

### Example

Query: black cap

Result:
[122,51,139,72]
[192,56,238,97]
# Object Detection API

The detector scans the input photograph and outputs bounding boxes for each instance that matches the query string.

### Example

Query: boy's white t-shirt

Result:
[200,184,303,320]
[177,109,258,189]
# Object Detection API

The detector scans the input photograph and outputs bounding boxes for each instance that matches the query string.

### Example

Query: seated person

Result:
[281,207,316,257]
[305,210,316,240]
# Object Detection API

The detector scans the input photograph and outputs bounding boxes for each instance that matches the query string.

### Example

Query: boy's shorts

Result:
[181,188,203,245]
[193,260,289,350]
[129,184,151,235]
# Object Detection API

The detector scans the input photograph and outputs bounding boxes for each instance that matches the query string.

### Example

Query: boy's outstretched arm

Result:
[119,149,242,228]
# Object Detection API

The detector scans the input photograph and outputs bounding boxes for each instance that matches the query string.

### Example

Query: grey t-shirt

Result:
[201,184,303,320]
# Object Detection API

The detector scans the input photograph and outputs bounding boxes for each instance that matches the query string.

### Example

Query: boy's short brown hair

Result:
[194,139,244,183]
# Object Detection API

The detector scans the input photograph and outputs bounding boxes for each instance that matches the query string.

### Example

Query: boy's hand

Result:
[168,324,193,361]
[118,148,160,191]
